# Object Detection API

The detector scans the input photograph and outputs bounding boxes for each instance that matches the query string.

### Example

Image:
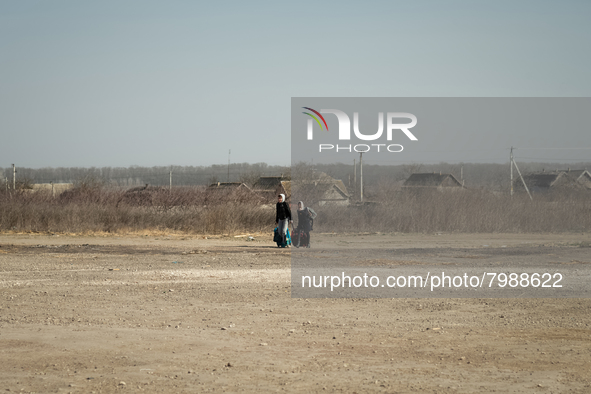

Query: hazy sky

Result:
[1,1,590,168]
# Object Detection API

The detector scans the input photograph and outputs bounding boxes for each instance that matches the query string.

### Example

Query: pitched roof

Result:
[207,182,251,190]
[518,170,590,190]
[403,173,463,187]
[319,183,349,199]
[300,173,350,197]
[280,181,291,198]
[333,180,348,196]
[254,173,349,202]
[565,169,591,183]
[567,169,586,179]
[253,176,286,191]
[520,173,563,189]
[309,172,350,197]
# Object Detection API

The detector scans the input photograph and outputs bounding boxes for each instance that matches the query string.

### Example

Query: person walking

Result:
[275,194,292,246]
[295,201,316,248]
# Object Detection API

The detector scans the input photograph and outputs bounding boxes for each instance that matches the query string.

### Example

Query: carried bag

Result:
[298,229,309,248]
[273,227,281,243]
[273,227,291,248]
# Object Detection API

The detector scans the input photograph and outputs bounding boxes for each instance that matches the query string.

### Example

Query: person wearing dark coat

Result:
[275,194,292,246]
[295,201,316,247]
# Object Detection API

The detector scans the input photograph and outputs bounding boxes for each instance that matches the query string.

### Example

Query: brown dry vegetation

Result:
[0,186,273,235]
[1,184,590,234]
[318,189,591,233]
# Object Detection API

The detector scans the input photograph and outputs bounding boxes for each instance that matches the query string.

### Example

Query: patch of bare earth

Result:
[0,233,590,393]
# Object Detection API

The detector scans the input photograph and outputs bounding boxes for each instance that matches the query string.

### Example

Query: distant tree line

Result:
[0,163,290,188]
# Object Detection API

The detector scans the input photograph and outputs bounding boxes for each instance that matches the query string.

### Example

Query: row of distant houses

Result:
[213,169,591,204]
[207,173,350,205]
[515,169,591,193]
[25,168,591,202]
[402,169,591,193]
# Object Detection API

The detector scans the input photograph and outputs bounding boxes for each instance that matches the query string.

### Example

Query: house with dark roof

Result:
[252,176,291,202]
[254,173,350,206]
[403,173,464,189]
[514,170,588,193]
[566,169,591,189]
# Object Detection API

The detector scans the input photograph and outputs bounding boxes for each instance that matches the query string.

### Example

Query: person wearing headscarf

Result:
[296,201,316,247]
[275,194,292,246]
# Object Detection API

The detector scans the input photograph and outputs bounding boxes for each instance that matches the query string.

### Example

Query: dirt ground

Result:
[1,232,590,393]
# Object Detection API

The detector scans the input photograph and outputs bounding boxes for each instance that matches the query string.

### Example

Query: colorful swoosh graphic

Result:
[302,107,329,131]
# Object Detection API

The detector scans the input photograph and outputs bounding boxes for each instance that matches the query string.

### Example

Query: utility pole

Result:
[169,166,172,193]
[511,151,533,200]
[227,149,231,182]
[12,164,16,190]
[360,152,363,202]
[353,159,356,200]
[510,147,514,197]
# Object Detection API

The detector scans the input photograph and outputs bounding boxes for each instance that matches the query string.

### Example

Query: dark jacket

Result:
[276,201,291,223]
[297,207,316,232]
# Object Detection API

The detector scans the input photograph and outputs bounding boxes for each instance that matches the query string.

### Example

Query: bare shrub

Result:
[0,185,273,234]
[2,179,589,235]
[315,188,591,233]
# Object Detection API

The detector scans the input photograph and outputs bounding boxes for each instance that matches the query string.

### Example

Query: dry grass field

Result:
[1,232,590,393]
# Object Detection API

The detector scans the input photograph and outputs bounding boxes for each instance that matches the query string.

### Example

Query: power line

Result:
[513,147,591,150]
[515,157,591,162]
[363,158,508,164]
[409,148,507,153]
